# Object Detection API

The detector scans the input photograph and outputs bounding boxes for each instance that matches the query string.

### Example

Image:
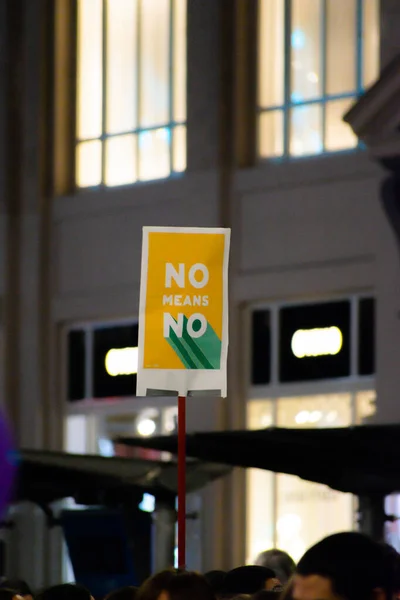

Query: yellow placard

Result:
[140,228,229,373]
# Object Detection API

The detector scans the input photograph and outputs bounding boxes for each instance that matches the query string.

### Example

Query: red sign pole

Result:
[177,395,186,569]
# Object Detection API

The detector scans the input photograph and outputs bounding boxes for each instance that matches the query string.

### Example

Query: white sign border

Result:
[137,226,231,397]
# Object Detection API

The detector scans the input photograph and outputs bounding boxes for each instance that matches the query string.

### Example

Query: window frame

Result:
[247,292,375,397]
[75,0,187,190]
[257,0,378,159]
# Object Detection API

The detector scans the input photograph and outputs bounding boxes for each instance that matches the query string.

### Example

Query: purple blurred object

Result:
[0,411,17,518]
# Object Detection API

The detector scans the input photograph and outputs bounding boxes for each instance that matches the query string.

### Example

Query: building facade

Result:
[1,0,400,588]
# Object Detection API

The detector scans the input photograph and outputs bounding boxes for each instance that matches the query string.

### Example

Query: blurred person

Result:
[104,588,138,600]
[136,569,215,600]
[0,579,33,600]
[0,590,24,600]
[294,532,394,600]
[252,591,282,600]
[0,580,33,600]
[222,566,281,597]
[36,584,93,600]
[255,550,296,585]
[279,576,295,600]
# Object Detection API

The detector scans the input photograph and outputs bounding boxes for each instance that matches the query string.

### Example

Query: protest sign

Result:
[137,227,230,397]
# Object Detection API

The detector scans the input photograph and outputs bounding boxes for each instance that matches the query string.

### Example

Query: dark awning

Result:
[15,449,232,507]
[118,425,400,496]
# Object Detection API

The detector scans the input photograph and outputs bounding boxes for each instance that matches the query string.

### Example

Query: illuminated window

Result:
[246,393,358,564]
[76,0,187,188]
[274,394,353,562]
[246,296,376,563]
[246,400,275,563]
[258,0,380,158]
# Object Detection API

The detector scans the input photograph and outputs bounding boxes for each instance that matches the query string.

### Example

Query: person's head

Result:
[279,576,294,600]
[104,588,138,600]
[222,567,280,597]
[255,550,296,585]
[204,572,226,598]
[0,589,24,600]
[136,569,215,600]
[36,584,93,600]
[294,532,393,600]
[0,581,32,600]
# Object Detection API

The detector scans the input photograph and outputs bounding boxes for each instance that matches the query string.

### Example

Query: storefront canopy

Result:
[15,449,232,508]
[118,425,400,496]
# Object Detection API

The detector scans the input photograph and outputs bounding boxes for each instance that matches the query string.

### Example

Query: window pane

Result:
[358,297,375,376]
[251,310,271,385]
[258,0,285,107]
[325,98,358,151]
[363,0,380,87]
[105,135,137,186]
[276,394,353,562]
[258,111,284,157]
[77,0,103,140]
[140,0,170,128]
[139,128,170,181]
[173,125,186,172]
[290,104,322,156]
[68,330,86,402]
[276,474,353,561]
[173,0,187,122]
[291,0,322,102]
[93,324,138,398]
[326,0,357,95]
[246,400,274,564]
[76,140,102,187]
[106,0,137,134]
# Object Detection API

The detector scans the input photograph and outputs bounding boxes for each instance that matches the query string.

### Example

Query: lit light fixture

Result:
[307,71,319,83]
[98,438,115,457]
[326,410,338,423]
[295,410,323,425]
[137,418,156,437]
[261,414,273,427]
[291,29,306,50]
[291,326,343,359]
[139,493,156,513]
[308,410,322,424]
[105,347,138,377]
[295,410,309,425]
